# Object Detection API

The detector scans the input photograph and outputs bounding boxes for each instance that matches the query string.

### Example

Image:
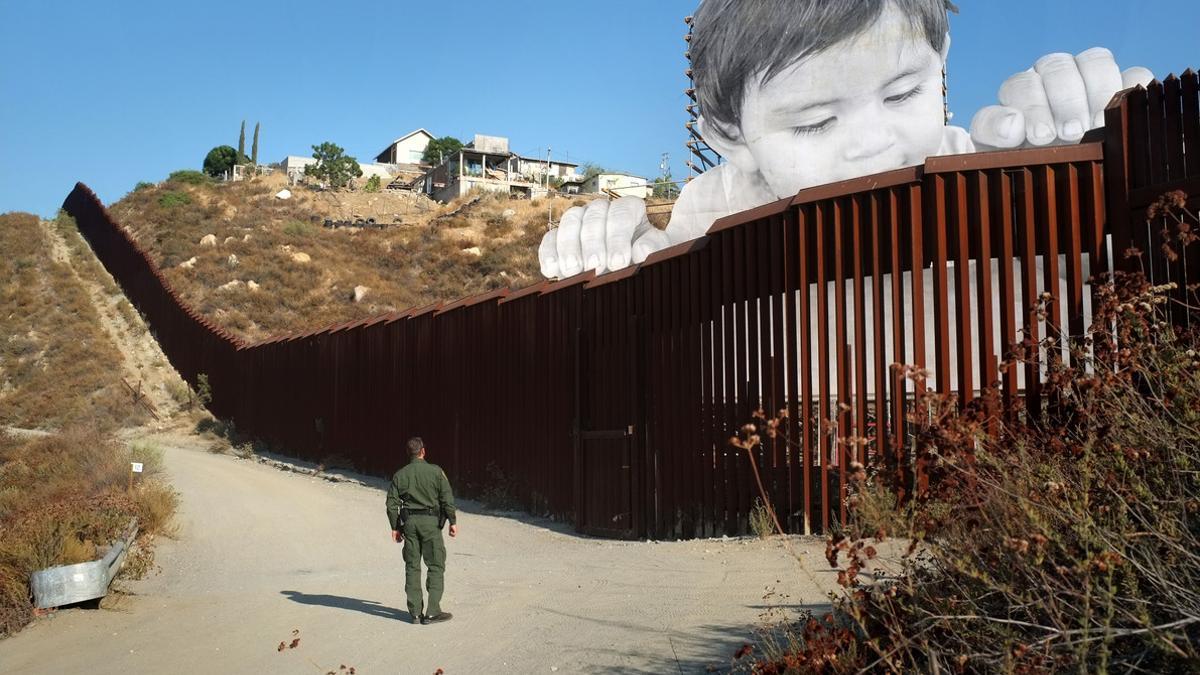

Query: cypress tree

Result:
[251,122,260,165]
[238,120,246,160]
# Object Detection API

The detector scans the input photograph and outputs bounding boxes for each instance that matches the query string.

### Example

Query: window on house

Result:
[410,149,424,163]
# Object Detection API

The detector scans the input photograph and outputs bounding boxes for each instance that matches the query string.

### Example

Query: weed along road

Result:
[1,431,839,673]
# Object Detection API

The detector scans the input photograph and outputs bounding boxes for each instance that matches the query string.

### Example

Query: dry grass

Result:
[0,212,143,431]
[0,211,175,638]
[0,427,178,637]
[106,177,634,342]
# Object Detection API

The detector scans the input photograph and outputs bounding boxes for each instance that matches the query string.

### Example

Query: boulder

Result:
[461,247,482,257]
[275,189,292,200]
[217,280,243,291]
[223,236,236,245]
[353,285,369,303]
[247,280,260,292]
[291,251,311,264]
[199,234,217,247]
[227,254,239,267]
[502,209,516,218]
[179,256,198,270]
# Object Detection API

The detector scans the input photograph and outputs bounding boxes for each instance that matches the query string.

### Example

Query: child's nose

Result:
[842,124,895,161]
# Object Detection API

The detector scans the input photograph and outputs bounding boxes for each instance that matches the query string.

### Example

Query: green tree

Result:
[304,142,362,189]
[237,120,246,159]
[580,162,606,181]
[652,175,680,199]
[421,136,463,165]
[251,122,260,165]
[203,145,240,177]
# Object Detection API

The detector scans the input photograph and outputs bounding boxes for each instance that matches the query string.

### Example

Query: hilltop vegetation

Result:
[108,173,596,342]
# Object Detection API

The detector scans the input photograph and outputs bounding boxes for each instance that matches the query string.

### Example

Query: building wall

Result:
[357,163,394,181]
[393,133,433,164]
[582,173,651,199]
[429,176,549,203]
[518,157,580,181]
[281,156,318,179]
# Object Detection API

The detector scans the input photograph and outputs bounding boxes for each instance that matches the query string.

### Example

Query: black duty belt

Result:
[404,507,437,516]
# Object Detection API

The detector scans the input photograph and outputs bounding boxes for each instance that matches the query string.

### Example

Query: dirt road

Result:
[1,432,841,674]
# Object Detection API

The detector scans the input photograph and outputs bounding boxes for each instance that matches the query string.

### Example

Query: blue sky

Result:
[1,1,1195,217]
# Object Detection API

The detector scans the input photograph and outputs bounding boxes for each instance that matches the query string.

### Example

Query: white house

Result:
[515,155,580,183]
[375,128,435,166]
[582,172,651,199]
[280,155,318,181]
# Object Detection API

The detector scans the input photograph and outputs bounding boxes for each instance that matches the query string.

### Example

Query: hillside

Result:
[106,173,671,342]
[0,211,185,636]
[0,212,178,429]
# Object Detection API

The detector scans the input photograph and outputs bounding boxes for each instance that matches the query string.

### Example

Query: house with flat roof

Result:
[515,154,580,183]
[582,172,651,199]
[421,134,550,202]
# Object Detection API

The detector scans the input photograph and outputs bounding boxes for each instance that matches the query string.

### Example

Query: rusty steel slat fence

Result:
[62,77,1197,539]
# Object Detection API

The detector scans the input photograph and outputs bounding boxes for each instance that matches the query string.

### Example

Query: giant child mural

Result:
[538,0,1152,280]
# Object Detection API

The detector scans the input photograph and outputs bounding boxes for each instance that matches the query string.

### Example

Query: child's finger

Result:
[1074,47,1124,128]
[539,228,560,279]
[605,197,647,271]
[555,206,586,277]
[1121,66,1155,90]
[969,105,1026,149]
[999,70,1056,146]
[632,228,671,265]
[1035,52,1091,142]
[579,199,610,273]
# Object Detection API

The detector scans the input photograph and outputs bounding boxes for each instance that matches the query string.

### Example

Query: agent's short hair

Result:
[692,0,956,138]
[407,436,424,457]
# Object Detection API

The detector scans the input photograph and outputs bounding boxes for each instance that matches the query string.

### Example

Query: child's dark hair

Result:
[693,0,956,137]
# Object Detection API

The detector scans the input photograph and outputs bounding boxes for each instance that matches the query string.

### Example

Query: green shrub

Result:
[195,373,212,408]
[133,181,155,192]
[748,498,773,540]
[166,170,210,185]
[283,220,313,237]
[157,192,192,208]
[364,175,382,193]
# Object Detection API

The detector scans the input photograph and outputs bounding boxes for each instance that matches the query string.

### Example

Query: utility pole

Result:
[546,146,554,229]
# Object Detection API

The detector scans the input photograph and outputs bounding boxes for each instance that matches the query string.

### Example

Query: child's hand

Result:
[969,47,1153,149]
[539,197,670,278]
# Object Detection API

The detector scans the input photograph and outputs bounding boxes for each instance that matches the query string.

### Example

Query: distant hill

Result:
[105,173,596,342]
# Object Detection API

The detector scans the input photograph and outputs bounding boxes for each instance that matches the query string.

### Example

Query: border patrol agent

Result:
[386,436,458,624]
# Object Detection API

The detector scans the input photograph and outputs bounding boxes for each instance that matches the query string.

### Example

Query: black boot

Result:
[422,612,452,624]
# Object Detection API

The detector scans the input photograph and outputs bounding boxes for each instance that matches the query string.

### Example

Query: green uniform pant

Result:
[402,515,446,617]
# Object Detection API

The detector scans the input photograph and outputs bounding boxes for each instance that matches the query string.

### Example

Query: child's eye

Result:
[885,85,924,105]
[792,118,835,136]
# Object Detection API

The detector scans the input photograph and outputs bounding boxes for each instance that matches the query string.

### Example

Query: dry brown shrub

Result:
[738,194,1200,673]
[0,428,178,637]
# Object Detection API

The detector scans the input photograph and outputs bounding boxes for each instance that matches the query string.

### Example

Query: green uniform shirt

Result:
[386,457,457,531]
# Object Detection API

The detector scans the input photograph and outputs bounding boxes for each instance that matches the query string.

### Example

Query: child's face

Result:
[730,2,948,199]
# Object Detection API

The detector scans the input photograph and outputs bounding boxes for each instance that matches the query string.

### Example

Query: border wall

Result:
[62,76,1200,539]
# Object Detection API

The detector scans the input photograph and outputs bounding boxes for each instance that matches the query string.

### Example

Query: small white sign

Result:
[131,462,144,473]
